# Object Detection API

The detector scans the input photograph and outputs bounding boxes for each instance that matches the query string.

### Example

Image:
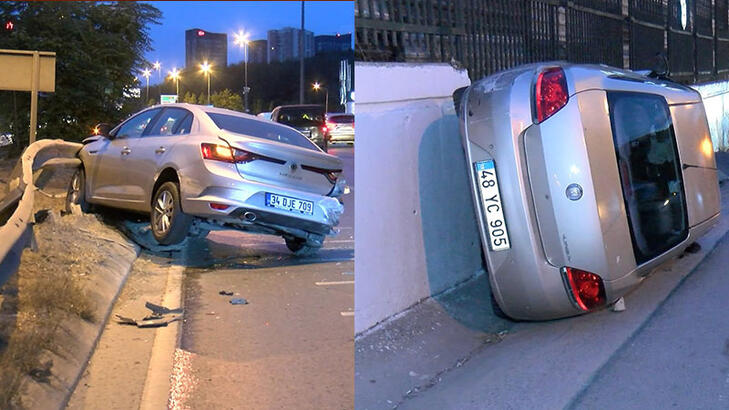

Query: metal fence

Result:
[355,0,729,84]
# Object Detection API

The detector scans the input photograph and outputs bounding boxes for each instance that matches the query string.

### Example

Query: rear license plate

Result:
[474,160,511,251]
[265,193,314,216]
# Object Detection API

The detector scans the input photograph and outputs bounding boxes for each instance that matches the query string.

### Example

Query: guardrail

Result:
[0,139,82,285]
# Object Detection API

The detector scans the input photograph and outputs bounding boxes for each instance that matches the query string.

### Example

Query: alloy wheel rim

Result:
[154,190,174,234]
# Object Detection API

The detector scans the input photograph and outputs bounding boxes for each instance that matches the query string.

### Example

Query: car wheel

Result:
[65,168,91,213]
[151,181,191,245]
[285,237,320,256]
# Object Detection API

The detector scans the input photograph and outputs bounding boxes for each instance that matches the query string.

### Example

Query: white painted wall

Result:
[692,81,729,151]
[354,62,483,334]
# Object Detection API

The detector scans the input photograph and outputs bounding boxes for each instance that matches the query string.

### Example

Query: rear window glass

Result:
[207,113,318,150]
[327,114,354,124]
[608,92,688,264]
[276,107,325,126]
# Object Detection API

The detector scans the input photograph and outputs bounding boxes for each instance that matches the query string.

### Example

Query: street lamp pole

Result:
[244,40,249,112]
[313,82,328,113]
[200,61,212,105]
[235,31,251,113]
[142,68,151,102]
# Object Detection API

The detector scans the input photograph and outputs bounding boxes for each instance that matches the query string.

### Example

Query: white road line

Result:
[315,280,355,286]
[340,311,354,317]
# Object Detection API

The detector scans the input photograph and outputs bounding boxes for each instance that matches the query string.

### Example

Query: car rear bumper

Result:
[181,164,343,238]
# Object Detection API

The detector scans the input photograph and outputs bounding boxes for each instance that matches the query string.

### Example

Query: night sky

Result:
[143,1,354,83]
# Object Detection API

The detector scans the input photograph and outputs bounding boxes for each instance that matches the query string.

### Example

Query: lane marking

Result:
[340,311,354,317]
[315,280,355,286]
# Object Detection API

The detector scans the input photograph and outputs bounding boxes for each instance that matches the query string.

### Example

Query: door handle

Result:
[155,146,166,154]
[121,147,131,155]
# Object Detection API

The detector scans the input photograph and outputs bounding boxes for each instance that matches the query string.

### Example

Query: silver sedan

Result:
[457,63,720,320]
[67,103,346,255]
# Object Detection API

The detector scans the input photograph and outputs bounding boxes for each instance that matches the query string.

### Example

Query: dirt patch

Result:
[0,169,139,409]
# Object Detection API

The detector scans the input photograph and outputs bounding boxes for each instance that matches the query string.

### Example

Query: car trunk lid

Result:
[219,131,341,196]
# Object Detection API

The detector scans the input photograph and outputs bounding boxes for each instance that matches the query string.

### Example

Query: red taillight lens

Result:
[562,267,606,311]
[201,143,256,164]
[535,67,568,123]
[209,203,230,210]
[321,125,328,134]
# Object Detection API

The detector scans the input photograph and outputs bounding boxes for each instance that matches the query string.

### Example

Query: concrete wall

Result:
[354,62,483,334]
[693,81,729,151]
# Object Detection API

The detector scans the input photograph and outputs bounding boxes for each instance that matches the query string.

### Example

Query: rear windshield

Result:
[608,92,688,264]
[207,113,318,150]
[327,114,354,124]
[276,107,325,126]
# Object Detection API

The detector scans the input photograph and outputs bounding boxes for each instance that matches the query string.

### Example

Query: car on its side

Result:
[271,104,329,151]
[67,103,346,255]
[455,63,720,320]
[326,113,354,144]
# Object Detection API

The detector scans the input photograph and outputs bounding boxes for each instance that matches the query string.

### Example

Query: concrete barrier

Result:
[693,80,729,151]
[354,62,483,334]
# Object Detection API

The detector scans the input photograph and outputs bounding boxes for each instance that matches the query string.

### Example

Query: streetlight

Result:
[200,61,212,105]
[313,82,328,113]
[142,68,151,102]
[153,60,161,81]
[168,67,181,97]
[234,30,251,112]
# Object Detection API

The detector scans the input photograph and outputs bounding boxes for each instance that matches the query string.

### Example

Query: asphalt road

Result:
[176,144,354,409]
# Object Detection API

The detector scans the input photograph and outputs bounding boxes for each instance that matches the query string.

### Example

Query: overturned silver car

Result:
[456,63,720,320]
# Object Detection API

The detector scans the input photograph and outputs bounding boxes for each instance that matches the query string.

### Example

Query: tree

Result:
[0,2,161,148]
[211,89,243,112]
[182,91,197,104]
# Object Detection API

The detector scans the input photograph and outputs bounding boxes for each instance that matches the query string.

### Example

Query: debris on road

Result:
[218,290,234,296]
[611,297,626,312]
[229,298,248,305]
[115,301,183,328]
[28,360,53,383]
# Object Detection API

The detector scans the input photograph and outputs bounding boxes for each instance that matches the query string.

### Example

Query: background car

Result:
[271,104,329,151]
[326,113,354,144]
[456,63,720,320]
[67,103,347,255]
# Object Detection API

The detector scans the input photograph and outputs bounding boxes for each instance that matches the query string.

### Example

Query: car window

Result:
[608,91,688,264]
[145,108,192,136]
[115,109,161,139]
[277,107,325,126]
[327,114,354,124]
[207,112,319,150]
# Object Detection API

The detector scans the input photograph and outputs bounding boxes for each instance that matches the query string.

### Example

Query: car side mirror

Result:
[91,123,113,138]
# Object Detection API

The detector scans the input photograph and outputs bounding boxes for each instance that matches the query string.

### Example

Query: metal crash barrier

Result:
[0,139,82,284]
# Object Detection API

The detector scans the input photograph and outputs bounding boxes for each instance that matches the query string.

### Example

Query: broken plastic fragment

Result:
[230,298,248,305]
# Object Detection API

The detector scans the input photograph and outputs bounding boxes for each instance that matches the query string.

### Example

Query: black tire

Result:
[285,237,320,256]
[150,181,191,245]
[65,168,91,213]
[490,289,509,319]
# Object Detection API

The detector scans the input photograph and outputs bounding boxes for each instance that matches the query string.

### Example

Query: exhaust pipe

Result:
[243,211,256,222]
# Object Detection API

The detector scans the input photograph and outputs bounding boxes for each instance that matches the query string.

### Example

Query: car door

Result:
[129,107,194,207]
[88,108,162,205]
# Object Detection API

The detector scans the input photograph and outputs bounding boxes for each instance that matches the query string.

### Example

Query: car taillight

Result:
[201,143,257,163]
[325,171,338,184]
[209,203,230,210]
[562,267,606,311]
[535,67,568,123]
[321,125,328,134]
[302,164,341,184]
